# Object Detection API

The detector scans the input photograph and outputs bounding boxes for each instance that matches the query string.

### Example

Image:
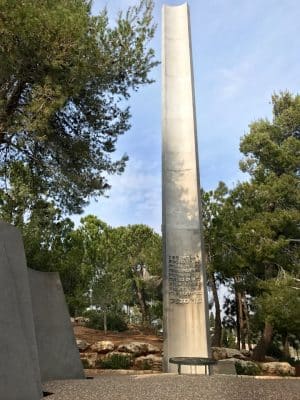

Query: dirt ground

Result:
[73,325,163,349]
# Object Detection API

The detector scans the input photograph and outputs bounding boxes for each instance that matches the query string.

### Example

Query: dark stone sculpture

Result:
[28,269,84,381]
[0,221,84,400]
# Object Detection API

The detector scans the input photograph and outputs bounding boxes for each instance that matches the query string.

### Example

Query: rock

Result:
[260,362,295,376]
[264,356,278,362]
[145,343,161,354]
[91,340,115,353]
[134,355,162,371]
[211,347,246,360]
[211,347,228,360]
[117,342,159,356]
[80,352,97,368]
[240,349,252,357]
[76,339,90,352]
[225,348,246,360]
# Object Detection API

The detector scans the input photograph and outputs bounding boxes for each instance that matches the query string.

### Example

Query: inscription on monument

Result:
[168,255,203,304]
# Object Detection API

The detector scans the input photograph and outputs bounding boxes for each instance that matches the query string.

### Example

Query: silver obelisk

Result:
[162,3,210,373]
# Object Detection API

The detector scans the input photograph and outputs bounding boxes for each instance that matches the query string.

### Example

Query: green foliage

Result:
[235,361,261,376]
[0,189,92,315]
[221,329,237,348]
[265,341,283,360]
[140,360,152,370]
[240,92,300,180]
[77,216,162,325]
[0,0,158,213]
[202,92,300,354]
[254,273,300,337]
[84,309,128,332]
[98,354,132,369]
[81,359,91,369]
[148,301,163,325]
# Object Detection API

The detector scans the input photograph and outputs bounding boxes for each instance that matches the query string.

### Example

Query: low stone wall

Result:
[78,343,296,376]
[211,347,295,377]
[78,340,163,371]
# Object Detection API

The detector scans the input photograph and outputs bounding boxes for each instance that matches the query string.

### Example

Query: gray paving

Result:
[43,374,300,400]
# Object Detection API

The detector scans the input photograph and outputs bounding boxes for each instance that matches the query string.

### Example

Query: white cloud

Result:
[76,156,162,232]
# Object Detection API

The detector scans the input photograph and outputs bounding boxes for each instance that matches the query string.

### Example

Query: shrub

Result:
[141,360,152,370]
[235,360,261,376]
[98,354,132,369]
[81,359,90,369]
[83,309,127,332]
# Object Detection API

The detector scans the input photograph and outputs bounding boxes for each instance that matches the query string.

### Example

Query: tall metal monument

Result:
[162,3,210,373]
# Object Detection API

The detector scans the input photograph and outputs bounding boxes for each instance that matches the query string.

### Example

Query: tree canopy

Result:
[203,92,300,356]
[0,0,158,213]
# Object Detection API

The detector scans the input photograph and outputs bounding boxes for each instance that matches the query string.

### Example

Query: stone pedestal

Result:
[162,3,210,373]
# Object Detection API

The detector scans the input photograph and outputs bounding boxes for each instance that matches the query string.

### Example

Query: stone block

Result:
[213,358,237,375]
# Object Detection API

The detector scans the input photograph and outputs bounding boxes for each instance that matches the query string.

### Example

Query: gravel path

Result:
[43,374,300,400]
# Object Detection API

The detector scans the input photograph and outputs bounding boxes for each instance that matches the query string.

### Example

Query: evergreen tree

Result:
[0,0,158,213]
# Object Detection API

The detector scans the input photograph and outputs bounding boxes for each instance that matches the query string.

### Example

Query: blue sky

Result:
[73,0,300,232]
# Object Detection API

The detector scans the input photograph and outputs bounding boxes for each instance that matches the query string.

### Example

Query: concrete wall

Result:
[162,4,210,373]
[0,222,43,400]
[28,268,85,381]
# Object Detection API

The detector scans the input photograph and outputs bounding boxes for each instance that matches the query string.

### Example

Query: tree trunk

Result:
[252,321,273,361]
[234,276,248,350]
[210,273,222,347]
[134,278,149,325]
[282,332,290,359]
[103,312,107,335]
[234,277,245,350]
[242,294,252,350]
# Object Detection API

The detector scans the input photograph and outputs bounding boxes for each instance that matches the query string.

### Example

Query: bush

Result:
[97,354,132,369]
[235,360,261,376]
[221,329,236,348]
[81,359,90,369]
[83,309,127,332]
[141,360,152,370]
